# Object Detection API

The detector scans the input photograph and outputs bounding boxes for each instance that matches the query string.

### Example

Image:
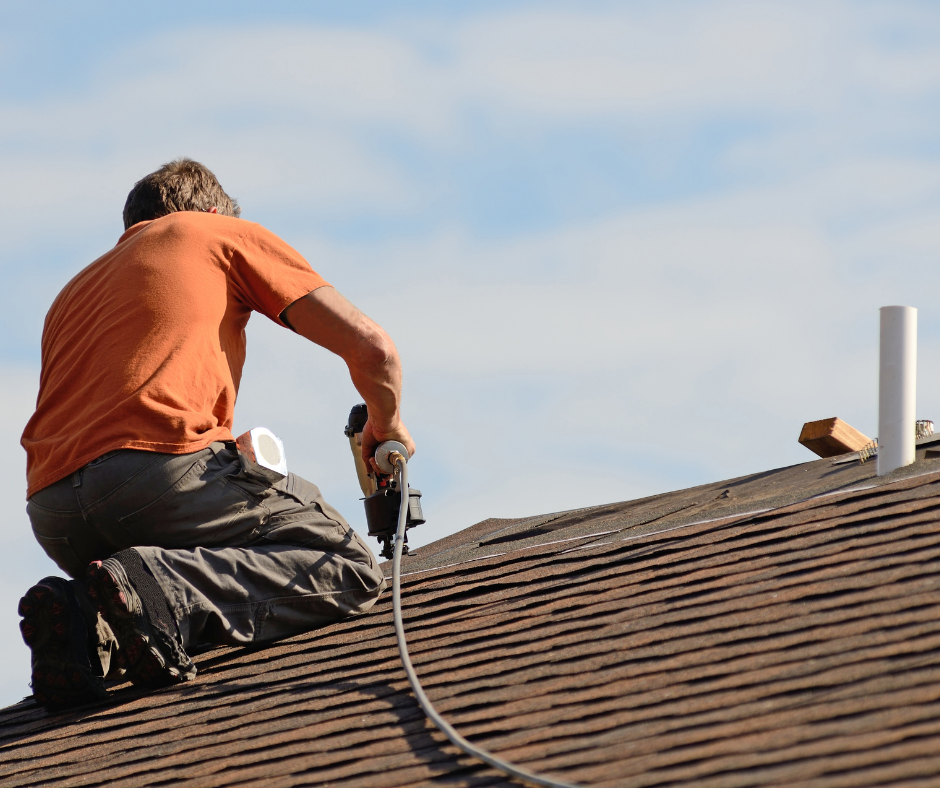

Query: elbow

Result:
[354,323,398,374]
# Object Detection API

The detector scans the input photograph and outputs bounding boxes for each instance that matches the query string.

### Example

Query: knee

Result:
[363,569,388,607]
[358,546,389,601]
[347,530,388,610]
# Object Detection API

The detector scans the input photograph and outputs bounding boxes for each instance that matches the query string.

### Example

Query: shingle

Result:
[3,455,940,787]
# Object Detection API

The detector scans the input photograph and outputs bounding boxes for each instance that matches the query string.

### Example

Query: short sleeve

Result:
[227,223,330,325]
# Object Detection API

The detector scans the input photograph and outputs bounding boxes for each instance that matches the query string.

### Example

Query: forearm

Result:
[344,326,404,435]
[281,286,414,458]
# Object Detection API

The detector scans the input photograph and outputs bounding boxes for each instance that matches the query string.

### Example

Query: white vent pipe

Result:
[877,305,917,476]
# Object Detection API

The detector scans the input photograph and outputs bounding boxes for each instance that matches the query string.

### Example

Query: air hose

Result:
[389,453,581,788]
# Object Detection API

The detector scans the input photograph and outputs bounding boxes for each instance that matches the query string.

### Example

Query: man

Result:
[18,158,414,708]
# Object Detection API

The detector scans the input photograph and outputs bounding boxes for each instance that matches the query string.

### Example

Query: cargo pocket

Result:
[254,473,347,548]
[117,451,260,548]
[271,472,321,506]
[33,533,86,578]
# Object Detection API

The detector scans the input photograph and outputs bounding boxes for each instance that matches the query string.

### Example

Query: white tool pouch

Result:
[235,427,288,483]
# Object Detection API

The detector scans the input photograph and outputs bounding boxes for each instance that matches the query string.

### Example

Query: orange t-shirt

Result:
[21,211,328,497]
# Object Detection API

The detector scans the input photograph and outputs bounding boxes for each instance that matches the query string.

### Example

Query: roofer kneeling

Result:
[18,159,412,708]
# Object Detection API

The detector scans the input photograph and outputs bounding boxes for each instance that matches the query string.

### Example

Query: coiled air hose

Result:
[389,453,581,788]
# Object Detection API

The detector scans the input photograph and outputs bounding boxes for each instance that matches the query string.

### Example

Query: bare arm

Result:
[281,286,415,470]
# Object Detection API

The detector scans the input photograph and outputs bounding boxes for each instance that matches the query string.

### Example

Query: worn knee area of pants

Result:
[139,525,386,647]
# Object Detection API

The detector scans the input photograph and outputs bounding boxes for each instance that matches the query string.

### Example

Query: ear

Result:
[207,206,219,214]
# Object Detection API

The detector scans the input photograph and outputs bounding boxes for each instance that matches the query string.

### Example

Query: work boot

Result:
[18,576,108,709]
[86,549,196,688]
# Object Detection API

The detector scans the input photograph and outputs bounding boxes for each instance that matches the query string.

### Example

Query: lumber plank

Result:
[799,417,872,458]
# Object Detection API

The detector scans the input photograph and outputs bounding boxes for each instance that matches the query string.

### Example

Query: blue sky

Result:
[4,0,940,706]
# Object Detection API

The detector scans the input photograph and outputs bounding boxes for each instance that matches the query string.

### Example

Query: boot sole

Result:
[18,580,106,709]
[86,561,196,687]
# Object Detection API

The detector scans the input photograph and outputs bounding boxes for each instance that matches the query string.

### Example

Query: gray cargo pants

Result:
[26,442,386,672]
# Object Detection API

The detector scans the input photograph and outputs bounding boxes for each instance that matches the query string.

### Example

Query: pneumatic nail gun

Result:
[345,404,425,559]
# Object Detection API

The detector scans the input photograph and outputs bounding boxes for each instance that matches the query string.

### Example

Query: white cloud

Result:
[457,3,825,115]
[5,0,940,247]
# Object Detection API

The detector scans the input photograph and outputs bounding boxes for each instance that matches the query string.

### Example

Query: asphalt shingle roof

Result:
[3,448,940,787]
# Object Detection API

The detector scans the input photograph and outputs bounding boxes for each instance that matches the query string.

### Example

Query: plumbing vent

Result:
[878,306,917,475]
[801,306,923,473]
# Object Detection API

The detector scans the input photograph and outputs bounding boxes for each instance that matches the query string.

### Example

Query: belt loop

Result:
[72,469,83,488]
[208,441,229,458]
